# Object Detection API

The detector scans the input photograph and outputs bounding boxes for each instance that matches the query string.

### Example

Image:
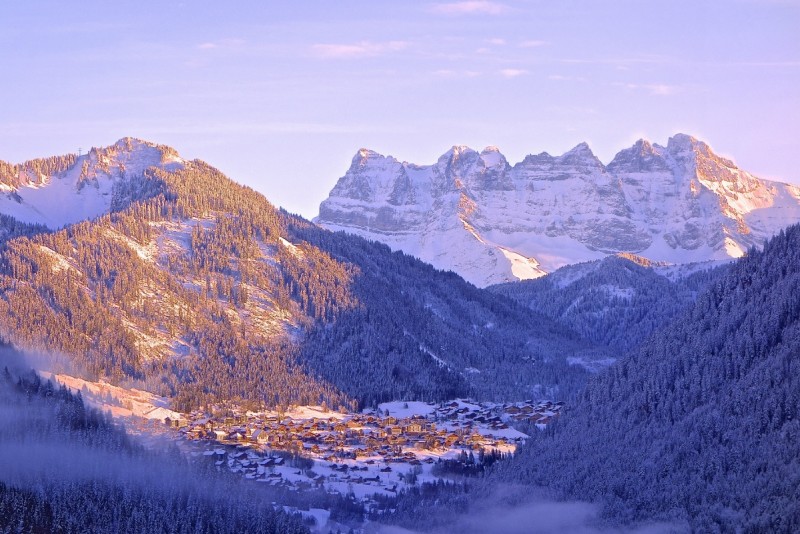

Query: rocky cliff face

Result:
[317,134,800,286]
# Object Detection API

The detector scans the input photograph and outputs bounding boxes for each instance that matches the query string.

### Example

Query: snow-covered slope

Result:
[316,134,800,287]
[0,138,184,229]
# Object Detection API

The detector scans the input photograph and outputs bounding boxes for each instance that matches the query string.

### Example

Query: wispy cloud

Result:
[310,40,410,59]
[548,74,586,82]
[433,69,482,78]
[196,38,245,51]
[429,1,510,15]
[617,82,679,96]
[486,38,506,46]
[519,40,548,48]
[500,68,527,78]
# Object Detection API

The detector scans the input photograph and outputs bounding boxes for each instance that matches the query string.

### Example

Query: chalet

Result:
[164,417,186,428]
[251,429,269,444]
[404,422,423,434]
[213,429,228,441]
[228,431,246,441]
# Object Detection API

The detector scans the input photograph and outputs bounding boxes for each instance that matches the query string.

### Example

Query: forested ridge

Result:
[0,140,603,411]
[490,255,727,354]
[486,225,800,532]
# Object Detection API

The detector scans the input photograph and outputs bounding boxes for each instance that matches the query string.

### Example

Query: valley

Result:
[0,136,797,533]
[43,369,556,531]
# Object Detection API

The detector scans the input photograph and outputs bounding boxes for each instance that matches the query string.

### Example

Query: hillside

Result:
[316,135,800,286]
[489,255,729,354]
[0,346,308,533]
[0,139,604,411]
[488,225,800,531]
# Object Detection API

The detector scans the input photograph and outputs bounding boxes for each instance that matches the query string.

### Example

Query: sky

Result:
[1,1,798,218]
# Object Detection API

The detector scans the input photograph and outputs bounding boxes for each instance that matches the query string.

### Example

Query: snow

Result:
[38,372,180,422]
[279,237,303,257]
[37,245,80,274]
[0,169,113,229]
[0,138,184,230]
[376,401,437,419]
[318,136,800,287]
[498,247,547,280]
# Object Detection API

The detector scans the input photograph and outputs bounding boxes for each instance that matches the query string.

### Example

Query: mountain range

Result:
[316,134,800,286]
[0,138,604,410]
[2,137,799,532]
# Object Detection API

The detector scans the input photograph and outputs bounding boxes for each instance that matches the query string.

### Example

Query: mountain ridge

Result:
[0,139,605,412]
[0,137,184,230]
[317,134,800,286]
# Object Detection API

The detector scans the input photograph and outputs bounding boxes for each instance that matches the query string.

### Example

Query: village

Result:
[40,372,564,529]
[158,399,563,508]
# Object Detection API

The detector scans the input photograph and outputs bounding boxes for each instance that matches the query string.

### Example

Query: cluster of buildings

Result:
[164,398,561,463]
[155,399,563,517]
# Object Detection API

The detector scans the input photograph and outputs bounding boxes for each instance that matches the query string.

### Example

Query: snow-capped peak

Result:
[0,138,185,230]
[317,134,800,287]
[558,142,603,168]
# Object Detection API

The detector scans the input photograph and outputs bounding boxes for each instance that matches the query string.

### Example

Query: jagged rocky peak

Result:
[665,133,726,167]
[666,132,704,154]
[558,141,604,169]
[350,147,392,168]
[89,137,185,171]
[329,148,403,202]
[437,145,480,173]
[607,138,670,173]
[317,134,800,287]
[478,145,508,167]
[516,151,556,171]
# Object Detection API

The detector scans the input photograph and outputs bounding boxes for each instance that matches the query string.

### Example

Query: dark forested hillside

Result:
[490,255,727,354]
[0,140,605,411]
[488,225,800,532]
[286,220,605,404]
[0,347,308,534]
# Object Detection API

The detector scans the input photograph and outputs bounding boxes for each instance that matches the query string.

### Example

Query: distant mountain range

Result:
[316,134,800,286]
[0,139,605,410]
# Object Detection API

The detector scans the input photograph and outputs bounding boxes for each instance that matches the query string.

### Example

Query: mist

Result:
[370,484,687,534]
[0,344,309,533]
